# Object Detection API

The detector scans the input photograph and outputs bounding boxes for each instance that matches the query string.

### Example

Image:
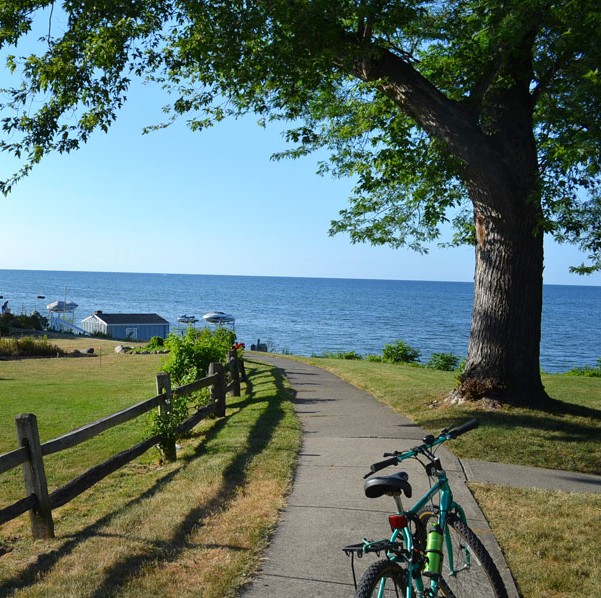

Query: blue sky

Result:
[0,77,599,286]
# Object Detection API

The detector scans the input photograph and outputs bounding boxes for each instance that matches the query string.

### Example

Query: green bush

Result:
[382,340,421,364]
[149,335,164,347]
[0,311,48,332]
[147,393,190,461]
[427,352,461,371]
[0,336,64,357]
[337,351,363,360]
[162,327,235,385]
[148,328,235,458]
[565,359,601,377]
[144,336,165,351]
[367,354,382,362]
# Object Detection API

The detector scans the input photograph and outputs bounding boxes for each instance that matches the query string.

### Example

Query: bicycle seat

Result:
[364,471,412,499]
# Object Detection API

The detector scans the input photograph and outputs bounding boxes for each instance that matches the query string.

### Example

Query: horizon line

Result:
[1,267,599,287]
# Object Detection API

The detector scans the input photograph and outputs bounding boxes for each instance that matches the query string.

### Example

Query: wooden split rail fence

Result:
[0,348,247,540]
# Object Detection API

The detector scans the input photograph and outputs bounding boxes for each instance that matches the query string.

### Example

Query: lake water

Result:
[1,269,599,373]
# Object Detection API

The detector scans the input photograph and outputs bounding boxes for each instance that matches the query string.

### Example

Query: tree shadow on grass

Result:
[425,406,601,467]
[0,363,293,597]
[427,408,601,441]
[0,467,182,595]
[545,397,601,421]
[87,364,291,597]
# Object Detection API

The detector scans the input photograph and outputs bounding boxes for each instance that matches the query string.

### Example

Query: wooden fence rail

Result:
[0,351,246,539]
[0,446,28,475]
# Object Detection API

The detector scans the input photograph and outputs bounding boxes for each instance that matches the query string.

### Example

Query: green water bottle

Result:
[423,524,444,578]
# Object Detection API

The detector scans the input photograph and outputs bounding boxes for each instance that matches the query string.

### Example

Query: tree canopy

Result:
[1,1,599,272]
[1,1,600,405]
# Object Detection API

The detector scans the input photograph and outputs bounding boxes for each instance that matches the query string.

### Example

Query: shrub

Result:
[144,336,165,351]
[427,352,461,371]
[147,393,190,461]
[163,327,235,385]
[0,311,48,332]
[382,340,420,364]
[340,351,363,360]
[565,358,601,377]
[367,354,382,362]
[148,328,235,458]
[0,336,64,357]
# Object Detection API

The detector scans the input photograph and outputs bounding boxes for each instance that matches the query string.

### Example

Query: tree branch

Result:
[348,45,513,196]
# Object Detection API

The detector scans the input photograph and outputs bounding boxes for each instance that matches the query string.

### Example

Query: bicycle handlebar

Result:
[369,456,399,474]
[366,419,479,477]
[448,418,479,438]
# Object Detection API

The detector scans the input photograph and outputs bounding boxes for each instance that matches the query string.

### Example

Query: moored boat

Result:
[202,311,235,327]
[177,315,199,324]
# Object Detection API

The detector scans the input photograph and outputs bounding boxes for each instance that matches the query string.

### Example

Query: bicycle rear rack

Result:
[342,540,409,590]
[343,539,405,558]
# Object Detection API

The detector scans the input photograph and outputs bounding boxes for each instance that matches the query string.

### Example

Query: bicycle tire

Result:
[418,510,508,598]
[355,559,406,597]
[355,558,454,597]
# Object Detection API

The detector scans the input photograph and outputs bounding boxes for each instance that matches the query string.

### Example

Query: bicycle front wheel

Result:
[419,511,508,598]
[355,559,407,597]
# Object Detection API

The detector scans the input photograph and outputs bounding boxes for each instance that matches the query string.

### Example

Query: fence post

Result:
[209,362,226,417]
[228,348,241,397]
[15,413,55,539]
[156,372,177,462]
[238,355,247,383]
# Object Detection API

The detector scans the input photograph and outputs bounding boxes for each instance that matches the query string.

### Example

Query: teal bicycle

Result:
[343,419,508,597]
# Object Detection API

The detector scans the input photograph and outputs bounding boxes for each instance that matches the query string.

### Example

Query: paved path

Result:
[461,458,601,493]
[242,354,571,598]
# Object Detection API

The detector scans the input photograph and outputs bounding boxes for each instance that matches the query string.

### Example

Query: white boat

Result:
[202,311,235,326]
[47,300,78,312]
[178,315,199,324]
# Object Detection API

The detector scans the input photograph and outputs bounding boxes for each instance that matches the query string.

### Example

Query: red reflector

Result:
[389,515,408,530]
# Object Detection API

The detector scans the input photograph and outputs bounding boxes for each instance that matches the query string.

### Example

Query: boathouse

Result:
[81,311,169,341]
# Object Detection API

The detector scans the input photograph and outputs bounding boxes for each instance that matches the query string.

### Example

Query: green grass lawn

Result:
[0,339,165,502]
[299,357,601,475]
[0,341,301,597]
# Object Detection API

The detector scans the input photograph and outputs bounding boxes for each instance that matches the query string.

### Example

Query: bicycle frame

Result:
[345,420,481,598]
[400,470,465,598]
[357,465,468,597]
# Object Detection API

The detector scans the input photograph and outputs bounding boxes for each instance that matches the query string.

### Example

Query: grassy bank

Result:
[299,356,601,598]
[300,357,601,475]
[472,484,601,597]
[0,342,301,597]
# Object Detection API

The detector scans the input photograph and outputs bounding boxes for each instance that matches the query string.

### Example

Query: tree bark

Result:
[456,180,551,408]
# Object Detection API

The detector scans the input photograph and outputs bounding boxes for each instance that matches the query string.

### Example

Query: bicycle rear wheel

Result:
[355,557,456,597]
[355,559,406,597]
[419,511,508,598]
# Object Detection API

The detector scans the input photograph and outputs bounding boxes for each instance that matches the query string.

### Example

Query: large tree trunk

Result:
[456,185,551,408]
[361,38,552,408]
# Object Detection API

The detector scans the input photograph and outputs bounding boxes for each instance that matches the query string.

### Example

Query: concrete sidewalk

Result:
[461,458,601,493]
[241,354,548,598]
